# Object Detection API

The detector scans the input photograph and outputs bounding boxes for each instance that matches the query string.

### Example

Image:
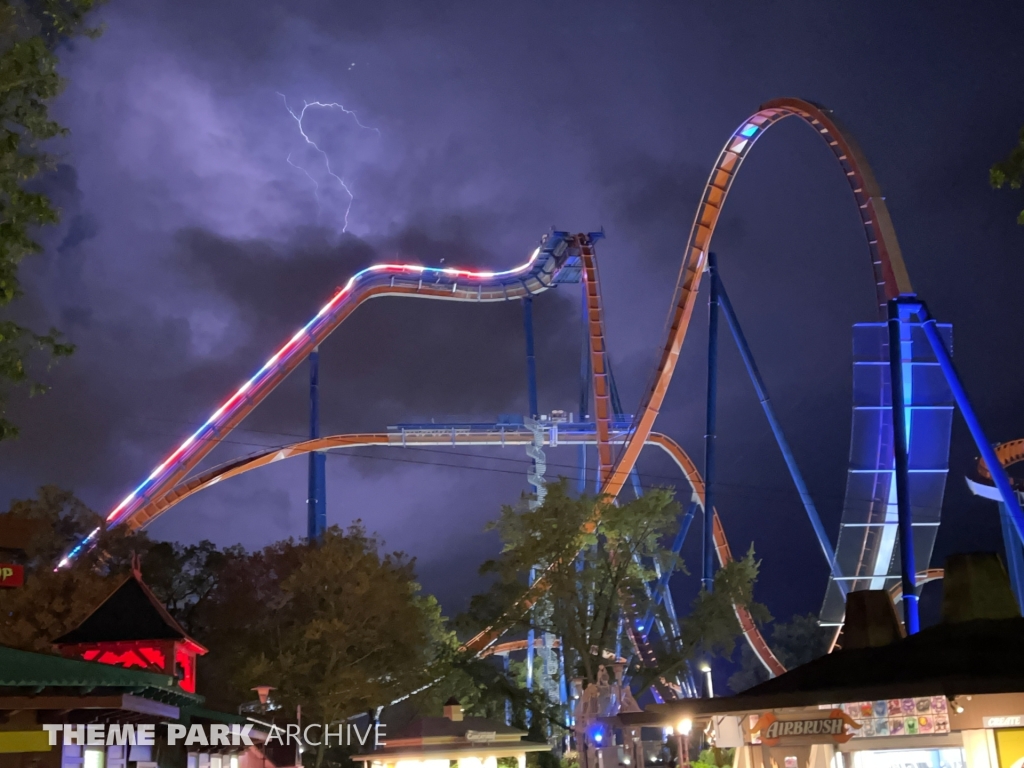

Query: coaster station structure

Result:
[63,99,1024,715]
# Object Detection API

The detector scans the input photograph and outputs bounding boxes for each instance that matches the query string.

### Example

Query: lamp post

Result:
[675,719,692,768]
[700,663,714,698]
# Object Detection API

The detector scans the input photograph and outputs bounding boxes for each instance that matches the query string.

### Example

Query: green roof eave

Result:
[0,645,203,707]
[177,706,253,726]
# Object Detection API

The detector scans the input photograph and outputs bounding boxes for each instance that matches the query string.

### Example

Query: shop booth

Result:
[616,555,1024,768]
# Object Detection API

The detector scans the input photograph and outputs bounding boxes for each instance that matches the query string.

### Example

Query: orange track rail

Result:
[119,98,915,683]
[600,98,914,504]
[976,438,1024,487]
[581,235,615,486]
[136,428,785,675]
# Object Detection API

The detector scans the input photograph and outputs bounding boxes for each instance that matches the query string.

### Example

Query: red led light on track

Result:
[95,244,552,530]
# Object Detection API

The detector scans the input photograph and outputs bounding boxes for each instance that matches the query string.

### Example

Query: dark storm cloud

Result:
[169,226,582,442]
[4,0,1024,621]
[1,223,581,500]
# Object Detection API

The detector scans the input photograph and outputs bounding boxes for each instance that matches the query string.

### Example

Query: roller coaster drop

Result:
[66,99,1024,701]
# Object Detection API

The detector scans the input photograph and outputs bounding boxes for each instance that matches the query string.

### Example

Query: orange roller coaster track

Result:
[83,97,915,683]
[599,97,913,504]
[472,98,917,663]
[129,428,784,675]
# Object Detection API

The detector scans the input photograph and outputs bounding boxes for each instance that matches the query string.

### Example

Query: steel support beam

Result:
[307,348,327,542]
[523,297,540,418]
[717,276,844,591]
[1001,502,1024,611]
[703,253,719,593]
[886,300,919,634]
[916,304,1024,546]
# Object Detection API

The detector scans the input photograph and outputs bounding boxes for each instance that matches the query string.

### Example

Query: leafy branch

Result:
[990,126,1024,225]
[0,0,104,439]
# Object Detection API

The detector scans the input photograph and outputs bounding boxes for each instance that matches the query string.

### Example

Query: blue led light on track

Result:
[740,123,759,138]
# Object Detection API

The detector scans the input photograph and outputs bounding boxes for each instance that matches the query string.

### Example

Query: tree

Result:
[140,539,229,636]
[0,0,103,440]
[0,486,147,651]
[233,525,449,768]
[990,127,1024,224]
[727,612,832,693]
[467,481,767,701]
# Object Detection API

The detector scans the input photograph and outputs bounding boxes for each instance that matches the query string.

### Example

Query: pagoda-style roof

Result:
[0,643,200,709]
[54,571,206,650]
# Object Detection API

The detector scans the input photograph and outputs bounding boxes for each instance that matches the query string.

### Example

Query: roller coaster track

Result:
[974,439,1024,491]
[125,427,784,675]
[600,97,913,503]
[469,98,918,663]
[86,234,573,537]
[85,96,916,683]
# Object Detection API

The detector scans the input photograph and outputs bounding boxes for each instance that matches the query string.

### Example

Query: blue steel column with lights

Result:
[886,301,919,634]
[307,348,327,542]
[703,252,720,593]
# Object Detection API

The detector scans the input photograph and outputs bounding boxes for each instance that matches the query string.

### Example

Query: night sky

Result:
[3,1,1024,638]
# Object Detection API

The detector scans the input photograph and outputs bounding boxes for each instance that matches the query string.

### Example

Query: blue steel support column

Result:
[717,279,845,591]
[886,300,919,634]
[703,253,719,593]
[523,296,539,719]
[918,308,1024,545]
[1000,502,1024,611]
[307,348,327,542]
[523,297,540,419]
[642,501,697,635]
[503,653,513,725]
[525,565,536,724]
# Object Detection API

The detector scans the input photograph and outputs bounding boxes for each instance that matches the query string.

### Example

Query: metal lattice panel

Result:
[821,322,953,625]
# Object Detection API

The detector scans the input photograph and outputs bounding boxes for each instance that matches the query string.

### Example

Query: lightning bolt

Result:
[280,94,380,233]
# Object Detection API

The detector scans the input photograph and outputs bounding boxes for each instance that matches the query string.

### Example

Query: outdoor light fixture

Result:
[700,663,714,698]
[675,718,693,768]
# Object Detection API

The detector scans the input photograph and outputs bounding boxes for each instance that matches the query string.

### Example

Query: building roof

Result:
[388,716,527,742]
[635,617,1024,723]
[53,572,205,649]
[350,741,553,762]
[742,616,1024,699]
[352,712,550,762]
[0,643,201,707]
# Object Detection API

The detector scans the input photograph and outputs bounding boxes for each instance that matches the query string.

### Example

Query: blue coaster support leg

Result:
[915,305,1024,546]
[1001,502,1024,611]
[717,275,844,591]
[703,253,719,593]
[307,347,327,542]
[887,300,919,634]
[641,500,697,635]
[523,297,540,419]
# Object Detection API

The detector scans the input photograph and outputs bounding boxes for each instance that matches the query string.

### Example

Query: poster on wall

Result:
[829,697,950,737]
